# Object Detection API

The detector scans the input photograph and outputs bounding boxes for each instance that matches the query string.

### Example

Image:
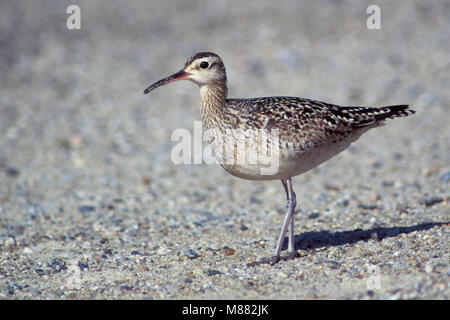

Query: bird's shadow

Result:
[247,221,448,267]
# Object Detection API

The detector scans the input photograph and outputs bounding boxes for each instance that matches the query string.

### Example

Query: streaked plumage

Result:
[144,52,415,264]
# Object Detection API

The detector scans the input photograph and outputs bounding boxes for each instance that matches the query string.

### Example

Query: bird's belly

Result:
[220,134,360,181]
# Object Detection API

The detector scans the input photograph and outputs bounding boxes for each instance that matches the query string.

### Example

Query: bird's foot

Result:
[288,250,299,260]
[269,255,281,266]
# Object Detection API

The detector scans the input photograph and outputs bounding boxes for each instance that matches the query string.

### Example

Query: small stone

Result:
[421,196,443,207]
[78,205,96,213]
[204,269,221,276]
[222,248,235,256]
[49,259,67,272]
[394,241,403,248]
[440,171,450,184]
[240,224,249,231]
[4,167,20,178]
[357,203,378,210]
[323,260,340,269]
[22,247,33,254]
[424,264,433,273]
[393,153,403,160]
[4,236,16,248]
[131,250,141,255]
[185,249,199,259]
[388,289,403,300]
[119,285,133,291]
[396,204,409,213]
[35,269,46,276]
[370,232,380,241]
[336,199,349,208]
[372,161,383,169]
[142,176,151,185]
[308,211,320,219]
[157,247,169,255]
[7,284,15,295]
[381,180,394,187]
[394,181,405,189]
[27,205,44,219]
[78,263,89,270]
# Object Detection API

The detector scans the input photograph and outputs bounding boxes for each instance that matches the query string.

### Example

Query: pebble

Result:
[27,205,44,219]
[370,231,380,241]
[381,180,394,187]
[204,269,221,276]
[4,167,20,178]
[357,203,378,210]
[240,224,249,231]
[78,205,96,213]
[78,263,89,271]
[393,153,403,160]
[49,259,67,272]
[308,211,320,219]
[440,171,450,183]
[421,196,443,207]
[185,249,199,259]
[336,199,349,208]
[156,247,169,255]
[4,236,16,248]
[323,261,340,269]
[119,285,133,291]
[221,248,235,256]
[7,284,15,295]
[424,264,433,273]
[35,269,46,276]
[22,247,33,254]
[394,241,403,248]
[372,161,383,169]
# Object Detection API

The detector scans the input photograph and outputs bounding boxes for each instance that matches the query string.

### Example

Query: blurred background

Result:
[0,0,448,299]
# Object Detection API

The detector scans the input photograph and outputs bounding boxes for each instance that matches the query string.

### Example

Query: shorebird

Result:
[143,52,415,264]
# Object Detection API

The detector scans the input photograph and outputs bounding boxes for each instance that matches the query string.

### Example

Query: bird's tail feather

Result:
[376,104,415,121]
[340,104,415,127]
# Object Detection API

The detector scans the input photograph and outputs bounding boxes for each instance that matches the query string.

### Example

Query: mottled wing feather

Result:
[226,97,414,152]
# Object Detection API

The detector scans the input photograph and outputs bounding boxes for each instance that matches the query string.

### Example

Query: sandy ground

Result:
[0,0,448,299]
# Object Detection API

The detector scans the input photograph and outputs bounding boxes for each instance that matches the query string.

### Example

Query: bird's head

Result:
[143,52,226,94]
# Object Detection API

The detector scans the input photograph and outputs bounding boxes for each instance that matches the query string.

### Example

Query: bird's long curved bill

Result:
[143,70,191,94]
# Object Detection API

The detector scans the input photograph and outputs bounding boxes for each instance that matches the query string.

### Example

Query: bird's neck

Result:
[199,81,228,129]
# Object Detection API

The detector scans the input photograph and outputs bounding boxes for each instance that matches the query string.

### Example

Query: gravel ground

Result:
[0,0,448,300]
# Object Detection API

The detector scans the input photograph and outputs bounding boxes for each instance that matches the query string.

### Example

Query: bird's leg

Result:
[271,178,297,265]
[285,179,297,258]
[282,179,296,255]
[288,183,297,256]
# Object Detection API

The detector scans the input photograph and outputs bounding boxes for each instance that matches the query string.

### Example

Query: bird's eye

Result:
[200,61,209,69]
